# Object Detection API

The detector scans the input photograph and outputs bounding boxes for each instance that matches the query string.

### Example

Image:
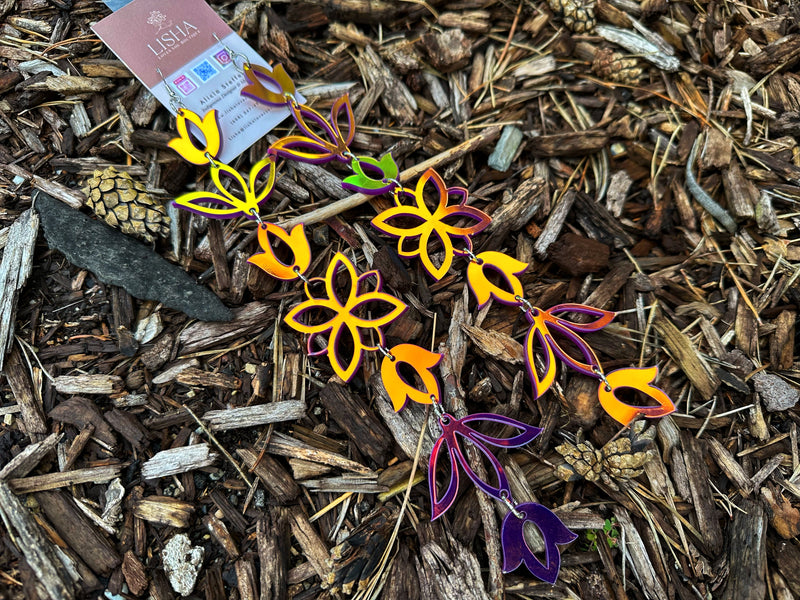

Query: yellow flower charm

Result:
[371,169,491,281]
[172,157,276,220]
[284,253,407,381]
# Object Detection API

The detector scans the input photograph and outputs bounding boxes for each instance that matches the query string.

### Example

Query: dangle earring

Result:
[164,62,678,585]
[158,68,279,221]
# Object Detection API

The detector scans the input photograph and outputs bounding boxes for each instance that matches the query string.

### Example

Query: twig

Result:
[685,136,737,233]
[279,127,501,229]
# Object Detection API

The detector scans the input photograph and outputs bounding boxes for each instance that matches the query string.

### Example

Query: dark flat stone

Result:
[35,191,232,322]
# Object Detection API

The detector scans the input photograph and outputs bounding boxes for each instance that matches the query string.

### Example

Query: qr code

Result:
[192,60,219,83]
[213,49,232,68]
[172,75,197,96]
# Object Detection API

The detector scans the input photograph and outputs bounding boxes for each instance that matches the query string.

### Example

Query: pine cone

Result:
[82,167,170,243]
[592,47,642,85]
[549,0,596,33]
[555,423,655,485]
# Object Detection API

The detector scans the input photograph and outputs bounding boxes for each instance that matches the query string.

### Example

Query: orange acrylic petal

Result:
[168,109,221,165]
[381,344,442,411]
[248,223,311,280]
[597,366,676,425]
[466,251,528,307]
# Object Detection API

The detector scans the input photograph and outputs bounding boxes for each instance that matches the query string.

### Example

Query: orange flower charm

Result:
[248,223,311,280]
[284,253,407,382]
[371,169,491,280]
[381,344,442,411]
[597,366,676,425]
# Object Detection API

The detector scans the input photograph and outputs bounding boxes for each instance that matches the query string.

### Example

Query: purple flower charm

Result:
[501,502,577,584]
[428,412,541,519]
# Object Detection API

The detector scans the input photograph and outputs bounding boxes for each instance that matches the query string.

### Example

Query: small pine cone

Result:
[82,167,170,243]
[549,0,596,33]
[556,441,604,482]
[601,437,653,479]
[592,47,642,85]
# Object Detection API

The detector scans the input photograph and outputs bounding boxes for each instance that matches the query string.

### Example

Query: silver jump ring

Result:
[292,265,310,283]
[249,208,264,227]
[592,365,612,392]
[514,295,535,314]
[432,401,446,420]
[378,345,396,361]
[500,490,524,519]
[461,246,483,264]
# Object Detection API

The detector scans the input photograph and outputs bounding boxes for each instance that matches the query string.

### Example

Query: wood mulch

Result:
[1,0,799,599]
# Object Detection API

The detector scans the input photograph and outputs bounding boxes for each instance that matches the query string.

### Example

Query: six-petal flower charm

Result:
[284,253,407,382]
[371,168,491,280]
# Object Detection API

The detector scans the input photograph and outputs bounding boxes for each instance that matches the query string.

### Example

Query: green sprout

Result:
[585,518,620,551]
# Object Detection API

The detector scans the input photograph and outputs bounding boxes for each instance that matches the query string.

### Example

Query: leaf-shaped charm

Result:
[428,412,541,519]
[172,158,276,220]
[467,251,528,307]
[343,153,399,194]
[270,95,355,164]
[248,223,311,280]
[380,344,442,411]
[459,413,542,448]
[168,108,222,165]
[501,502,577,584]
[371,168,491,280]
[597,366,676,425]
[283,253,407,382]
[523,302,611,398]
[241,63,297,106]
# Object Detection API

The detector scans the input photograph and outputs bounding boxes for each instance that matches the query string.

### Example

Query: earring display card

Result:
[102,0,133,10]
[93,0,299,163]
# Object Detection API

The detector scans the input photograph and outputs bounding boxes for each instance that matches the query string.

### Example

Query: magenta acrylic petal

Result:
[429,431,460,520]
[459,413,542,448]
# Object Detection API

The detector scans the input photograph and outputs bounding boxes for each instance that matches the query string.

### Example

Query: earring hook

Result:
[156,67,182,113]
[212,32,252,72]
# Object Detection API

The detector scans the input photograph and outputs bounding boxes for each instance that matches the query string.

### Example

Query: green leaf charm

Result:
[342,154,399,195]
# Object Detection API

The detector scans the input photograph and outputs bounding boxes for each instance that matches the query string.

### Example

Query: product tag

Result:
[93,0,296,163]
[102,0,133,10]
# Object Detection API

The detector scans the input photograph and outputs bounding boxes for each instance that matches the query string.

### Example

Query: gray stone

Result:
[162,533,204,596]
[753,371,800,412]
[487,126,523,172]
[35,191,232,322]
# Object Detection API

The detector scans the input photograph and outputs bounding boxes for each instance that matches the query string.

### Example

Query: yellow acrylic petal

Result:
[168,109,221,165]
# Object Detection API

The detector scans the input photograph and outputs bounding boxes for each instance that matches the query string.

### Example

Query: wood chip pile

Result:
[0,0,799,599]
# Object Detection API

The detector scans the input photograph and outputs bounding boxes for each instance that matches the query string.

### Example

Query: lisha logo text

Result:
[146,13,199,58]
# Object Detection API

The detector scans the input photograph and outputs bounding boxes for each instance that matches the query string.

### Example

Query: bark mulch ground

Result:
[1,0,800,599]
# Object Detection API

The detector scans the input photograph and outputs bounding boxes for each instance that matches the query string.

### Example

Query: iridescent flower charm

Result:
[284,253,406,382]
[429,413,541,519]
[371,169,491,280]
